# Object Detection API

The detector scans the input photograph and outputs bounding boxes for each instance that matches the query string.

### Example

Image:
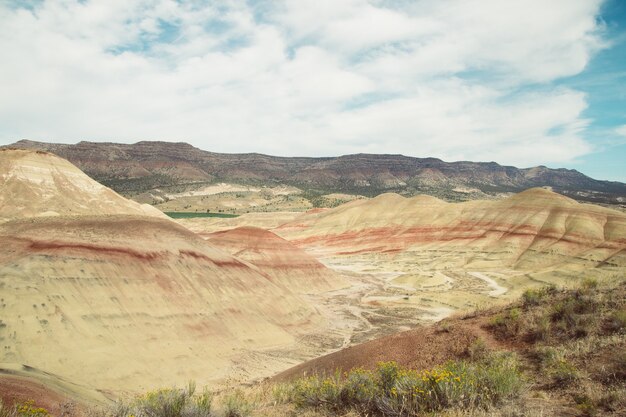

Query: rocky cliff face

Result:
[6,139,626,205]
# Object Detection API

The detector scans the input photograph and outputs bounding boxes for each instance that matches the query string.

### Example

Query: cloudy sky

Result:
[1,0,625,181]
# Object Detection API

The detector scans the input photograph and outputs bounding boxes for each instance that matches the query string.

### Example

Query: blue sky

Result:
[0,0,625,182]
[560,0,626,181]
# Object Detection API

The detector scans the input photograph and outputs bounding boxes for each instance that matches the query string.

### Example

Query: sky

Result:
[1,0,625,181]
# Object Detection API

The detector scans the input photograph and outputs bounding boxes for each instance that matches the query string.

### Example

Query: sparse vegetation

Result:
[100,383,213,417]
[272,354,523,416]
[605,309,626,333]
[222,390,253,417]
[0,400,50,417]
[164,212,239,219]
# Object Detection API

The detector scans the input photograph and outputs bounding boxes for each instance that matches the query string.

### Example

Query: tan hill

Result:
[0,150,327,393]
[274,188,626,314]
[277,188,625,263]
[205,227,347,294]
[0,215,323,392]
[0,149,164,222]
[175,210,322,235]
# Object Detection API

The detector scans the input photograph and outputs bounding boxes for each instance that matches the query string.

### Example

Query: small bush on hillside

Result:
[549,292,598,339]
[581,278,599,291]
[222,390,253,417]
[0,401,51,417]
[107,383,212,417]
[522,285,556,308]
[605,309,626,333]
[276,353,524,416]
[465,337,490,361]
[526,313,552,342]
[490,308,522,338]
[532,346,565,370]
[549,359,580,387]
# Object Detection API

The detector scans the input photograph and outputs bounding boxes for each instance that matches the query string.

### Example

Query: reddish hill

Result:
[0,150,322,392]
[276,189,626,271]
[205,227,347,294]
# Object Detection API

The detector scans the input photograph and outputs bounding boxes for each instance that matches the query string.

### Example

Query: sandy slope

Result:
[0,215,323,392]
[276,189,626,268]
[176,211,307,234]
[0,363,110,411]
[0,150,328,393]
[205,227,347,294]
[0,149,164,222]
[272,189,625,314]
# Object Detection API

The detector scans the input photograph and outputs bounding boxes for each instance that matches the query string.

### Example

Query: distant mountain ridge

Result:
[6,139,626,205]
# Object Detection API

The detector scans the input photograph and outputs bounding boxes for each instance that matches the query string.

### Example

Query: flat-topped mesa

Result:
[205,226,348,294]
[0,149,165,221]
[6,139,626,206]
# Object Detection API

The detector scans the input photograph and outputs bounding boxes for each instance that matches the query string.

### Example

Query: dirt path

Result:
[467,271,508,296]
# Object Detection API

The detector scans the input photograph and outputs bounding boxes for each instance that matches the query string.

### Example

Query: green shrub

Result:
[549,359,579,386]
[549,291,599,340]
[581,278,598,291]
[527,314,551,342]
[222,390,252,417]
[465,337,490,361]
[522,288,546,307]
[605,309,626,333]
[279,354,524,416]
[289,372,343,409]
[490,308,522,338]
[340,368,377,410]
[532,346,564,369]
[108,382,212,417]
[574,394,597,416]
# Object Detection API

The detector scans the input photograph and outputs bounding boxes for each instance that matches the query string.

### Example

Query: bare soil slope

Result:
[273,189,625,317]
[0,150,324,393]
[0,149,164,222]
[277,188,626,273]
[205,227,347,294]
[0,215,321,392]
[0,363,110,413]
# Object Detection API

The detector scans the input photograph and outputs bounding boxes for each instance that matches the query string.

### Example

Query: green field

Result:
[164,212,239,219]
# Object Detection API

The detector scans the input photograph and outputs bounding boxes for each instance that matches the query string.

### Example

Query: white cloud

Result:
[616,125,626,138]
[0,0,607,167]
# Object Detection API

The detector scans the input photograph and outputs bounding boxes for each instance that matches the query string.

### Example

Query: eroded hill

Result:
[0,149,164,221]
[272,189,625,317]
[0,150,336,392]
